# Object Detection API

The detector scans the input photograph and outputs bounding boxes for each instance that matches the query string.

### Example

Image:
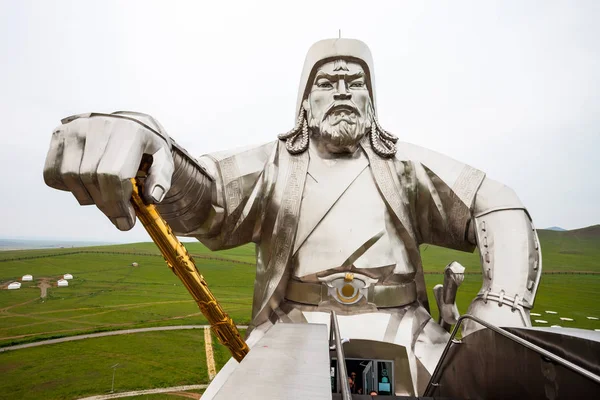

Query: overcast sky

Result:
[0,0,598,243]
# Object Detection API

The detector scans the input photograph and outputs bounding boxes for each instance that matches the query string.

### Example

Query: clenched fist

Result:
[43,112,174,231]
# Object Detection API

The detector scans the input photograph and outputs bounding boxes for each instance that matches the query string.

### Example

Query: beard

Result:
[307,104,371,153]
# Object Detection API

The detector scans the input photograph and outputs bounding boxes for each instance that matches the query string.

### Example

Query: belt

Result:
[285,274,417,308]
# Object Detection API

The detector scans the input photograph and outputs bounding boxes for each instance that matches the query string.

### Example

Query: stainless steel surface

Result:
[44,38,544,393]
[296,39,378,116]
[43,111,175,231]
[504,326,600,375]
[433,261,465,332]
[286,54,396,157]
[523,326,600,342]
[342,339,415,396]
[425,314,600,398]
[60,111,171,147]
[286,278,417,308]
[212,323,332,400]
[295,305,447,394]
[463,182,542,335]
[330,311,352,400]
[154,148,214,236]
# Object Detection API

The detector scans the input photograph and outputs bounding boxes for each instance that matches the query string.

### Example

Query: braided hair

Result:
[278,104,397,158]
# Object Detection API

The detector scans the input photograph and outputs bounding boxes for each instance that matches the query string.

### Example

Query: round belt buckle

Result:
[318,272,378,305]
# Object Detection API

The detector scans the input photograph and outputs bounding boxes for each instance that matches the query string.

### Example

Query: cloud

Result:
[0,0,598,242]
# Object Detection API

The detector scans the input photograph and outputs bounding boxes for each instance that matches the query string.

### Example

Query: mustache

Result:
[322,101,361,123]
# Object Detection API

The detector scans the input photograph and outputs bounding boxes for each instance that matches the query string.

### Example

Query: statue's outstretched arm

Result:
[101,113,220,238]
[45,110,216,233]
[462,177,542,335]
[155,145,217,237]
[44,110,275,250]
[159,141,278,250]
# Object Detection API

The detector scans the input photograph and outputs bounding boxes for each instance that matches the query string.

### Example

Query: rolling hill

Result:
[0,225,598,399]
[420,225,600,273]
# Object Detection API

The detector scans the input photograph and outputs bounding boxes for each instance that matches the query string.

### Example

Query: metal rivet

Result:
[527,280,534,290]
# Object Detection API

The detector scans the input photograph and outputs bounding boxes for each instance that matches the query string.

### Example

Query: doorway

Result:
[331,358,394,395]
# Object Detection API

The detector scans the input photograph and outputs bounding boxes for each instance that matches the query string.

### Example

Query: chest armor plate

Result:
[292,150,414,282]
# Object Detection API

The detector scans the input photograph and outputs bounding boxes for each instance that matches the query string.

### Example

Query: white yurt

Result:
[63,274,73,280]
[57,279,69,287]
[8,282,21,290]
[22,274,33,281]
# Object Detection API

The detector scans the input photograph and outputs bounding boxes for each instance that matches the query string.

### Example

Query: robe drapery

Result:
[186,139,485,331]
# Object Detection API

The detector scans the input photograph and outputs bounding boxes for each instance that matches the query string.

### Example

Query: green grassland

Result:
[424,274,600,330]
[0,228,598,346]
[0,330,207,400]
[420,227,600,273]
[0,253,255,347]
[0,227,598,399]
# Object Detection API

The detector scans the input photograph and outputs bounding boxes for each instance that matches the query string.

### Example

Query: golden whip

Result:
[130,174,249,362]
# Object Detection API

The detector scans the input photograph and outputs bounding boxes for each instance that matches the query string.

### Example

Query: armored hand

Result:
[433,261,465,332]
[43,112,174,231]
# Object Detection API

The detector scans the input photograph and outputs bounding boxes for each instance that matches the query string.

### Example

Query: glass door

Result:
[362,361,374,394]
[376,361,393,395]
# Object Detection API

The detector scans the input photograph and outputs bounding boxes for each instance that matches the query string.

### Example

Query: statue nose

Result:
[333,79,352,101]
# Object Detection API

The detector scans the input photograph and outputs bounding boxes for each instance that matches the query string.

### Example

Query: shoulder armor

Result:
[396,141,485,209]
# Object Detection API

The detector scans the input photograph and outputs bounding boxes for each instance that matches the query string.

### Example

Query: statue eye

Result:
[316,80,333,89]
[350,81,365,88]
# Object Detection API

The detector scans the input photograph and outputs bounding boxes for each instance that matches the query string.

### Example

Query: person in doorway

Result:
[349,371,359,393]
[347,376,355,393]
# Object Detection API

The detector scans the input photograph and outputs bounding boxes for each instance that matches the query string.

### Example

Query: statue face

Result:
[303,59,372,154]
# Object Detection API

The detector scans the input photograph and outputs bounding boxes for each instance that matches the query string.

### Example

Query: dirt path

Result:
[204,327,217,381]
[38,278,51,298]
[166,390,202,399]
[0,324,248,352]
[76,384,208,400]
[0,297,37,313]
[0,310,207,341]
[0,249,254,266]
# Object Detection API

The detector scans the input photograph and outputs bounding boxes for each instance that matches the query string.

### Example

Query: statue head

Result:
[279,39,397,157]
[304,59,372,154]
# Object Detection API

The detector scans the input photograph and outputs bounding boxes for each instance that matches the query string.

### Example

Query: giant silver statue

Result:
[43,39,543,396]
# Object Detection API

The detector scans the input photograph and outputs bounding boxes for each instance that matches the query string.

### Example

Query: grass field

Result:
[420,226,600,273]
[424,274,600,330]
[0,330,207,400]
[0,253,254,347]
[126,394,204,400]
[0,227,598,399]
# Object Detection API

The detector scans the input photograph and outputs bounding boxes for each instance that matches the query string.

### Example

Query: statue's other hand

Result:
[43,113,174,231]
